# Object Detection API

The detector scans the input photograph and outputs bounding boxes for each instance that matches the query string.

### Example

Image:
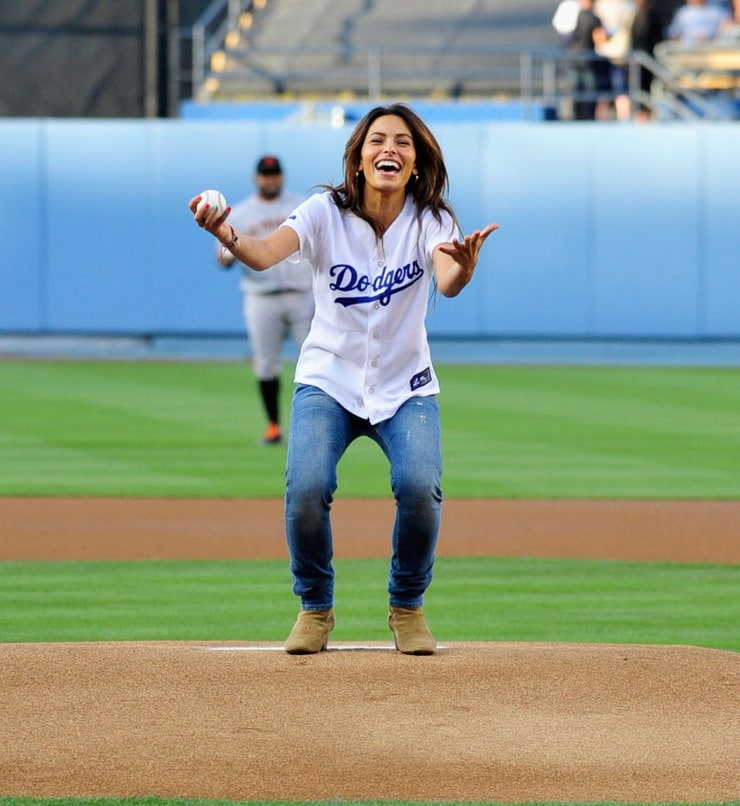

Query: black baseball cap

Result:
[256,155,282,175]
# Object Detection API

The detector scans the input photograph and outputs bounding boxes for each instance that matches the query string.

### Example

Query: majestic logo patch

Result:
[410,367,432,391]
[329,261,424,307]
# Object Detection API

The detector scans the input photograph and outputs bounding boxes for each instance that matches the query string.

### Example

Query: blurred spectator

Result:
[667,0,731,44]
[595,0,637,119]
[630,0,665,120]
[717,0,740,38]
[566,0,609,119]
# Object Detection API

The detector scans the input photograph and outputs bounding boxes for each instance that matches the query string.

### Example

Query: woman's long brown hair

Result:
[321,103,459,238]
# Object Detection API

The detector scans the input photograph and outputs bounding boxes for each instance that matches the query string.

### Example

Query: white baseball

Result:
[196,189,227,215]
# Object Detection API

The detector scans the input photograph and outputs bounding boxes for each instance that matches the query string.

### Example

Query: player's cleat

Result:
[284,609,335,654]
[388,606,436,655]
[261,423,282,445]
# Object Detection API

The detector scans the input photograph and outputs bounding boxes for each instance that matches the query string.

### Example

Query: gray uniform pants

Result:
[244,290,314,379]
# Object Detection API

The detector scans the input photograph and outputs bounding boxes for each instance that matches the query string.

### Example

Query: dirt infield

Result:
[1,496,739,802]
[3,496,739,562]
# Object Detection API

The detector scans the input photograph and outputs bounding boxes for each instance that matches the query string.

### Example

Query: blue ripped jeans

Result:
[285,384,443,611]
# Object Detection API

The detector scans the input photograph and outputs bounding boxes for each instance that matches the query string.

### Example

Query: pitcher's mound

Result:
[2,640,738,802]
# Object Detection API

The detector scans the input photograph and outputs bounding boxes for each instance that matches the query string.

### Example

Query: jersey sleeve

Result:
[279,192,327,265]
[422,209,459,266]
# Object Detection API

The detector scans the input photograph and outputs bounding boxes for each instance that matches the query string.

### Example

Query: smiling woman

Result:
[187,103,499,656]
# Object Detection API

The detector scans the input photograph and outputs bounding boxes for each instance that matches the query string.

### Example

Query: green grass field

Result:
[1,556,737,650]
[1,360,738,498]
[1,359,738,806]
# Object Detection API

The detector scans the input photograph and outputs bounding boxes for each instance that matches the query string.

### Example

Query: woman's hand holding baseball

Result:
[188,193,232,244]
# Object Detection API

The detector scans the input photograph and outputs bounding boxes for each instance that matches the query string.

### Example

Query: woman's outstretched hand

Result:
[435,222,499,297]
[438,223,500,272]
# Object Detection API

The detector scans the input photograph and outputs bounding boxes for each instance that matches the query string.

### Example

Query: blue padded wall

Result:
[1,118,737,338]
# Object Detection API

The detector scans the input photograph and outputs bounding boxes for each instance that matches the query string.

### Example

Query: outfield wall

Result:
[2,118,738,338]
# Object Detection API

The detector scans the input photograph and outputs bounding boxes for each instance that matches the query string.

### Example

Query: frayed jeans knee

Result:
[284,384,442,611]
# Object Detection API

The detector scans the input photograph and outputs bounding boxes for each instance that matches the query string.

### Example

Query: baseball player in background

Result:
[216,155,314,445]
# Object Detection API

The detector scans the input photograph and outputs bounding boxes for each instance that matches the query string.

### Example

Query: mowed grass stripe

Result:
[0,361,737,498]
[1,556,737,651]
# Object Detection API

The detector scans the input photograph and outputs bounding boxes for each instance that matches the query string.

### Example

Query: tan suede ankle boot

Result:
[388,606,436,655]
[284,609,334,654]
